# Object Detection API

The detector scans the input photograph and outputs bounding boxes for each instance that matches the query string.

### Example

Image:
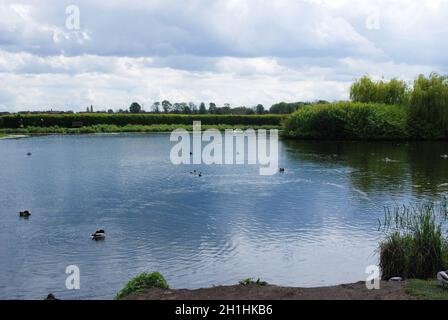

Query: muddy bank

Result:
[125,281,413,300]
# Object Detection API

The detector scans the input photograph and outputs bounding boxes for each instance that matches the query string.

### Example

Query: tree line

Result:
[93,100,329,115]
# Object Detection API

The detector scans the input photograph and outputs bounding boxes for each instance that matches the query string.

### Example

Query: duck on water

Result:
[19,210,31,218]
[91,229,105,240]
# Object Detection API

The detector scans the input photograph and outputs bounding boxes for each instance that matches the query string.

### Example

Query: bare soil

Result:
[125,281,413,300]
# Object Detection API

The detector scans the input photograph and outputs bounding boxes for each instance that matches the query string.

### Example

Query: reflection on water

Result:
[0,135,447,299]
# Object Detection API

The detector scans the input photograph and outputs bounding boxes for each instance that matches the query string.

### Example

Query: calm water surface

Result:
[0,134,447,299]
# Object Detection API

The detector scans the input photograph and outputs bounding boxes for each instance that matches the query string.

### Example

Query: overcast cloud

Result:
[0,0,447,111]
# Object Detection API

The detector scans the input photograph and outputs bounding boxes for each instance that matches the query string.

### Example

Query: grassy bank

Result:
[0,114,286,128]
[407,279,448,300]
[0,124,281,135]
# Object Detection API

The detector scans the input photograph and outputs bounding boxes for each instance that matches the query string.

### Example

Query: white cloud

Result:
[0,0,446,111]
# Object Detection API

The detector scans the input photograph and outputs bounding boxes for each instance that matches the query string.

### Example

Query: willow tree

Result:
[350,76,408,105]
[409,73,448,137]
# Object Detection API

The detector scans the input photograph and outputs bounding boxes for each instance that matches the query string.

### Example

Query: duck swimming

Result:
[279,168,285,173]
[91,229,105,240]
[19,210,31,217]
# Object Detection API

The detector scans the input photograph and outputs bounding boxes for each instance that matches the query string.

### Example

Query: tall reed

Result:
[379,199,448,279]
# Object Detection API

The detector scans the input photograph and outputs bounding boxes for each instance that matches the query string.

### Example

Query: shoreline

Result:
[122,281,413,300]
[0,124,282,136]
[1,129,448,142]
[0,134,28,139]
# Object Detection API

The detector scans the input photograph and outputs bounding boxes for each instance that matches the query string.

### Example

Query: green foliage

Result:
[0,124,280,135]
[129,102,142,113]
[408,73,448,138]
[283,102,408,140]
[350,76,408,105]
[161,100,172,113]
[199,102,207,114]
[407,279,448,300]
[270,102,306,114]
[239,278,268,286]
[348,73,448,139]
[0,114,285,128]
[115,272,169,299]
[231,106,255,115]
[255,104,265,114]
[379,200,448,280]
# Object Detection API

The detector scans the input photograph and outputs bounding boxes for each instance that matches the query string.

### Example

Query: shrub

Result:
[379,200,448,280]
[115,272,169,299]
[283,102,408,140]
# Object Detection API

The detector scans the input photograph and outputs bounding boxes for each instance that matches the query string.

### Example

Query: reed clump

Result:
[379,199,448,280]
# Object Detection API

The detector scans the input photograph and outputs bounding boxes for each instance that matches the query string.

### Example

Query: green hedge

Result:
[0,124,280,134]
[0,114,286,128]
[283,102,408,140]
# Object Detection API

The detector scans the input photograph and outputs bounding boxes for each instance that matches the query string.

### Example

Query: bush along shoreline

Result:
[284,73,448,140]
[283,102,409,140]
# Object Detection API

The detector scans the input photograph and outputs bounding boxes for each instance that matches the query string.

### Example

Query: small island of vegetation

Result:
[284,73,448,140]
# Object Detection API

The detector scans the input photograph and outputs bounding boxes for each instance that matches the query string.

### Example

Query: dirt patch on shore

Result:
[125,281,413,300]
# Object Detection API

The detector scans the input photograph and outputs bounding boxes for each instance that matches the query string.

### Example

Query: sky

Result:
[0,0,447,112]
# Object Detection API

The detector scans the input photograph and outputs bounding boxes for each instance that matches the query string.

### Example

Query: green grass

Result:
[115,272,169,300]
[407,279,448,300]
[239,278,268,286]
[0,124,280,135]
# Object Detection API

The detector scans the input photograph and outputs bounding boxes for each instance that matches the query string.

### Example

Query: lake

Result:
[0,134,447,299]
